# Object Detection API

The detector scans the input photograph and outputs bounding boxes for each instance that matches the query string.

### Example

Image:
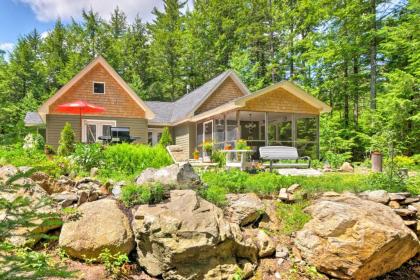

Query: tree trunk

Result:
[370,0,377,110]
[344,61,349,127]
[353,57,359,129]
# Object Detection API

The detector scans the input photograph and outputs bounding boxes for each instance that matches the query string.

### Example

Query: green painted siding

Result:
[46,114,148,147]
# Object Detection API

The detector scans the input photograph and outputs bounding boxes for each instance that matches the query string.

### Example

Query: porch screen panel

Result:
[225,111,237,147]
[213,115,225,150]
[296,115,318,159]
[268,113,293,146]
[196,121,203,154]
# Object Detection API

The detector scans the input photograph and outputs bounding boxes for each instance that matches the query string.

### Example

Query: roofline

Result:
[174,80,331,124]
[183,70,251,119]
[38,55,155,120]
[234,81,332,113]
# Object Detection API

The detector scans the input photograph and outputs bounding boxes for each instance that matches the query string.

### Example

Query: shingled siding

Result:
[242,88,320,115]
[46,114,148,147]
[195,77,245,115]
[173,122,196,159]
[49,64,146,118]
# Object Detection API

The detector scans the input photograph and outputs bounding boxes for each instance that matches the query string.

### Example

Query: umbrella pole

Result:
[80,108,82,143]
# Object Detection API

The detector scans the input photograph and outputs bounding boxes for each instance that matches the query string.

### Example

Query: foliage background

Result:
[0,0,418,160]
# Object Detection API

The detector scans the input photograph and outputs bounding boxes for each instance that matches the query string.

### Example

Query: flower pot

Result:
[203,151,212,162]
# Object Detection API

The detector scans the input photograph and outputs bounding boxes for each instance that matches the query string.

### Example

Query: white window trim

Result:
[82,119,116,143]
[93,81,105,94]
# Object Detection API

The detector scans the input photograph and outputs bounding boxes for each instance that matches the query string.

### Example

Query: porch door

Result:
[82,120,116,143]
[203,120,213,144]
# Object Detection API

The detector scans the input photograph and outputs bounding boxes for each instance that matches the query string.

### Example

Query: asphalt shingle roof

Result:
[24,112,44,126]
[147,70,231,124]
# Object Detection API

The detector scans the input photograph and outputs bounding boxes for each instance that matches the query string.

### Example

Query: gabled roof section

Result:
[38,55,154,119]
[235,81,332,113]
[24,112,44,127]
[169,70,250,122]
[145,101,174,125]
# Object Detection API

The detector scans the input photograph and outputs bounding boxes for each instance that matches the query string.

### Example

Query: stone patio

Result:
[276,168,322,176]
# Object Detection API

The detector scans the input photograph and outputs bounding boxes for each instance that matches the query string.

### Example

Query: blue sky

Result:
[0,0,192,53]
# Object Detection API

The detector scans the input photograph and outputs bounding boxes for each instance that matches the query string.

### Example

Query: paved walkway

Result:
[277,168,323,176]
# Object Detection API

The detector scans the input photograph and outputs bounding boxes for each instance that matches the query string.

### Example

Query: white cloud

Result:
[17,0,166,23]
[40,30,50,39]
[0,42,14,52]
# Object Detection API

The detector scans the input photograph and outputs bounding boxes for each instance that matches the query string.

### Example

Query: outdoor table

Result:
[220,149,253,170]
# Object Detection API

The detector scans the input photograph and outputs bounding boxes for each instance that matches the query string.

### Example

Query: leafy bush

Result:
[406,176,420,195]
[120,183,165,207]
[277,200,311,234]
[393,155,415,169]
[323,151,351,169]
[57,122,75,156]
[235,139,250,150]
[72,143,103,172]
[211,150,226,167]
[199,185,228,206]
[159,127,172,147]
[101,143,172,178]
[98,249,130,276]
[365,172,407,193]
[23,133,45,151]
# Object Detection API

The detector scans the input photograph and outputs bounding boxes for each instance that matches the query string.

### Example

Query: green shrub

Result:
[406,176,420,195]
[72,143,103,172]
[101,143,172,178]
[98,249,130,276]
[200,185,228,206]
[120,183,165,207]
[393,155,415,169]
[159,127,172,147]
[323,151,351,169]
[365,172,407,193]
[211,150,226,167]
[57,122,75,156]
[23,133,45,151]
[0,144,50,168]
[201,169,249,193]
[244,172,292,195]
[277,200,311,234]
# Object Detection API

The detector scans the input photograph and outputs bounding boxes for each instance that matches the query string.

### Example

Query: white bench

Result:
[259,146,311,172]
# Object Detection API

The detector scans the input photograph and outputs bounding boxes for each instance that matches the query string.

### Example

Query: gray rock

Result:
[51,192,78,202]
[389,193,408,201]
[275,245,289,259]
[0,165,18,182]
[401,197,420,205]
[295,193,420,279]
[278,188,289,201]
[394,208,417,217]
[287,183,300,193]
[359,190,390,204]
[243,229,275,258]
[225,193,265,226]
[132,190,258,279]
[135,163,200,187]
[77,191,88,206]
[339,162,354,172]
[90,167,99,177]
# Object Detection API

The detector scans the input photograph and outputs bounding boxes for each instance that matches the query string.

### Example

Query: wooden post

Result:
[236,110,240,141]
[292,113,297,147]
[316,115,320,159]
[372,152,382,172]
[265,112,269,146]
[224,113,227,146]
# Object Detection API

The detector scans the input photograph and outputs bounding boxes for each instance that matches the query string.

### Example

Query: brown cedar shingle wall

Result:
[242,88,320,115]
[49,64,146,118]
[46,114,148,147]
[195,77,245,115]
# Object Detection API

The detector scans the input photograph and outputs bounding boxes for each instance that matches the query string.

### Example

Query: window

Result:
[93,82,105,94]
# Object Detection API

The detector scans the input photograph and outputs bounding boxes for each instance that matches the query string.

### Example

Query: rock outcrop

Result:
[132,190,258,279]
[0,177,61,247]
[225,193,265,226]
[135,163,200,188]
[59,199,135,260]
[295,193,420,279]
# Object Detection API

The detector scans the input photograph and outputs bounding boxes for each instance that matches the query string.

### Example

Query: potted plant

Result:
[193,149,200,160]
[202,141,213,162]
[224,144,233,150]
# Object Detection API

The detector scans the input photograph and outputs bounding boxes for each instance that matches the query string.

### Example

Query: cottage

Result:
[25,56,331,159]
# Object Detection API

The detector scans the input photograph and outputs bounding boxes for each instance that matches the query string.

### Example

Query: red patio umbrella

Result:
[56,100,105,141]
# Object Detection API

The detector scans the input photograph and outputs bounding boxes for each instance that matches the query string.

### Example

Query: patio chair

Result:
[259,146,311,172]
[98,127,139,144]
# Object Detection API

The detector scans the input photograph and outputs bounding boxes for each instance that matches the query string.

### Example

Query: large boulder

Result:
[225,193,265,226]
[295,193,420,280]
[0,179,61,247]
[132,190,258,279]
[135,163,200,188]
[59,199,134,260]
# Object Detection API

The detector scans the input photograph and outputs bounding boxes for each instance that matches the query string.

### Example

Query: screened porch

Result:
[195,110,319,160]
